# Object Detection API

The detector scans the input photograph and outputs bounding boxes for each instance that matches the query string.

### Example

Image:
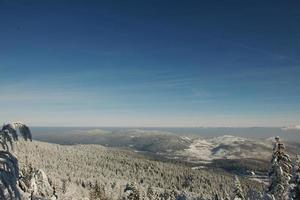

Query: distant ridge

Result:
[282,125,300,131]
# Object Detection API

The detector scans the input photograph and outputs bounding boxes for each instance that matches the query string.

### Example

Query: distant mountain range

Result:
[31,128,300,173]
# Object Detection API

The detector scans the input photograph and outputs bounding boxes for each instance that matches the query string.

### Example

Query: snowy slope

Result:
[176,135,273,162]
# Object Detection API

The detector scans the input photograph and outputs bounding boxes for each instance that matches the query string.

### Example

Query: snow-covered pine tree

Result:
[223,190,230,200]
[146,185,157,199]
[213,192,224,200]
[219,186,230,200]
[289,155,300,200]
[123,182,140,200]
[232,176,245,200]
[89,181,109,200]
[0,122,32,200]
[263,193,275,200]
[266,137,293,200]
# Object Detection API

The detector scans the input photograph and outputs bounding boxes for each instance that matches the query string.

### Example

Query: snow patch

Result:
[282,125,300,131]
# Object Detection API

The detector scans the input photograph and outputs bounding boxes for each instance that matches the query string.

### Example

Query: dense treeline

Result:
[210,158,269,174]
[15,140,264,199]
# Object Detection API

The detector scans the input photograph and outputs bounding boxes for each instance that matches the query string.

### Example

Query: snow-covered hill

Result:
[282,125,300,131]
[176,135,273,162]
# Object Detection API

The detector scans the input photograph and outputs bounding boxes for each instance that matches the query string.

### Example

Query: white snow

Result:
[181,136,191,141]
[175,135,272,162]
[282,125,300,131]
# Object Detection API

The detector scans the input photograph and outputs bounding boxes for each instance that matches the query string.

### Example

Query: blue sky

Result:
[0,0,300,127]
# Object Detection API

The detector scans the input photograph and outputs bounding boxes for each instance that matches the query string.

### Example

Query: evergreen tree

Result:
[146,185,156,199]
[266,137,293,200]
[0,122,32,200]
[263,193,275,200]
[233,176,245,200]
[123,182,140,200]
[89,181,109,200]
[289,156,300,200]
[213,192,224,200]
[223,190,230,200]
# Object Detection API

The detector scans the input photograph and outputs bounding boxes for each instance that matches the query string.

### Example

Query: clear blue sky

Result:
[0,0,299,127]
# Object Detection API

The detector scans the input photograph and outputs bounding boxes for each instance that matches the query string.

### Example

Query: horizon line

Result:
[29,125,287,128]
